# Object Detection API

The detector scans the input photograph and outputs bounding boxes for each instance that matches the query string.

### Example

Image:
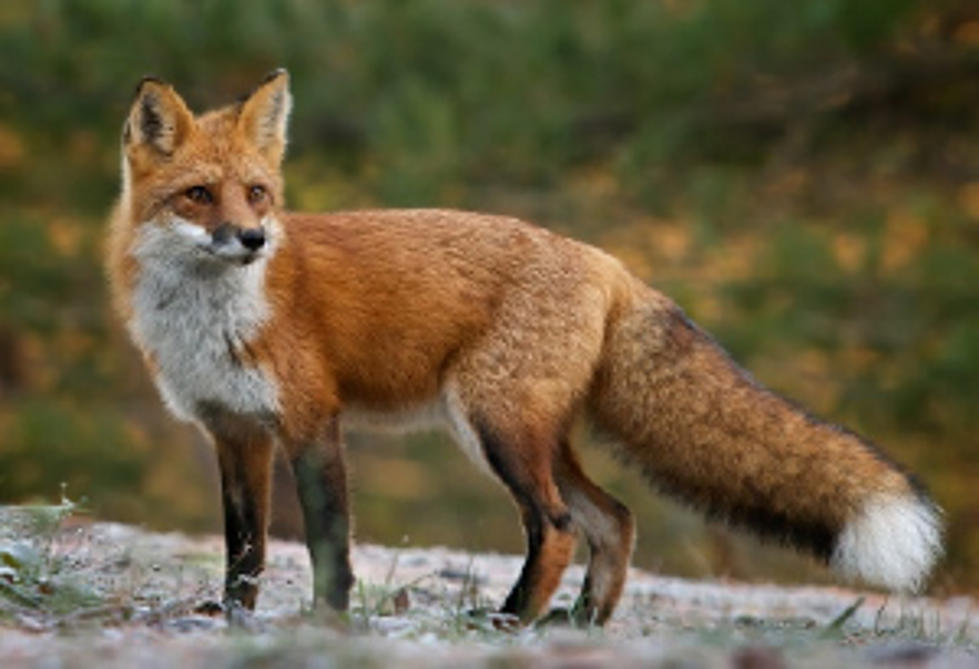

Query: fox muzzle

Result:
[209,222,267,261]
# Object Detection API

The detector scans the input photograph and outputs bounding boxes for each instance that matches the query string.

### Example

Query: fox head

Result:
[119,69,292,266]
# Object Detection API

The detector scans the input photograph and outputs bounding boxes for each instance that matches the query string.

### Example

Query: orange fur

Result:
[107,71,941,625]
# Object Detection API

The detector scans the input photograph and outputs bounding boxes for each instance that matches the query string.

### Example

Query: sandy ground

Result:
[0,522,976,667]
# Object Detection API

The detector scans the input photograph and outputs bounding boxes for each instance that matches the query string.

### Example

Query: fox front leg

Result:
[207,412,275,612]
[287,416,355,611]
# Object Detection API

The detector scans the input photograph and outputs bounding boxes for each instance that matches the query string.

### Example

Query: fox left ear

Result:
[238,68,292,166]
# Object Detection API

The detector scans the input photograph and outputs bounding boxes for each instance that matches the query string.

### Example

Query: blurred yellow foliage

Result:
[571,166,621,200]
[955,181,979,221]
[882,209,929,273]
[605,244,653,281]
[692,293,725,322]
[21,334,55,393]
[0,122,24,168]
[47,219,84,258]
[832,233,865,272]
[648,222,692,262]
[838,346,880,373]
[358,455,431,500]
[753,349,840,416]
[53,329,93,361]
[952,21,979,46]
[703,237,760,281]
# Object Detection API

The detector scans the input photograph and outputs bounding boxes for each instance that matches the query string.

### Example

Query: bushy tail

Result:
[589,283,942,592]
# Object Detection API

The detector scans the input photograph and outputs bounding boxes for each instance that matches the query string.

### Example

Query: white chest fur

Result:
[128,223,280,423]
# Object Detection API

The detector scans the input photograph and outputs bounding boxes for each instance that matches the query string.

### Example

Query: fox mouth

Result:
[200,243,264,265]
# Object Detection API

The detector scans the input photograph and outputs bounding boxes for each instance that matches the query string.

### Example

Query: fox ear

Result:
[237,69,292,165]
[124,77,193,158]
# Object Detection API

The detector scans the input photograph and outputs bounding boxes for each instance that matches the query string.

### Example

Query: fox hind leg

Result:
[460,415,577,624]
[443,283,608,624]
[552,441,635,625]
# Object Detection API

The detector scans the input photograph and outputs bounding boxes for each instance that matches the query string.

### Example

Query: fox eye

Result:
[184,185,213,205]
[247,184,267,205]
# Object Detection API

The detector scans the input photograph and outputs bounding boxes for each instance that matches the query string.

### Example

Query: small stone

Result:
[392,587,410,614]
[730,645,786,669]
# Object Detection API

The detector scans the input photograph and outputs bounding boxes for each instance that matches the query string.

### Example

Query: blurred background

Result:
[0,0,977,595]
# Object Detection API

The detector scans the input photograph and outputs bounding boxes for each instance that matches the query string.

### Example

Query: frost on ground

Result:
[0,518,976,668]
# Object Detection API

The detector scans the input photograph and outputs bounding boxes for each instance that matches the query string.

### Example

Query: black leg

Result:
[211,422,274,611]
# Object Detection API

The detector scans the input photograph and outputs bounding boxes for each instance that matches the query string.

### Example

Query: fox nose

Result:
[237,227,266,251]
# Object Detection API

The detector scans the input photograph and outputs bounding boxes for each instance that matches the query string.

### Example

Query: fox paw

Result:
[193,599,261,630]
[536,606,600,628]
[193,599,225,617]
[225,601,261,631]
[464,607,522,631]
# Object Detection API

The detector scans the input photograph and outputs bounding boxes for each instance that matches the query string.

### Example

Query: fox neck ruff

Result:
[127,217,281,423]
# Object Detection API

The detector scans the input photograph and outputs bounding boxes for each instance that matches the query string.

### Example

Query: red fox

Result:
[107,70,942,625]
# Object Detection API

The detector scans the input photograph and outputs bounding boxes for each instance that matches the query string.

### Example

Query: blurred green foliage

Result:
[1,0,977,594]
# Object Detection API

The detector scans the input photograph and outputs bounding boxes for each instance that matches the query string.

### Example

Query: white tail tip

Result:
[831,494,943,593]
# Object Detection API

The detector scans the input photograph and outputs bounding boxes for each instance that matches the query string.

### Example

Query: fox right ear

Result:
[237,69,292,166]
[123,77,193,158]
